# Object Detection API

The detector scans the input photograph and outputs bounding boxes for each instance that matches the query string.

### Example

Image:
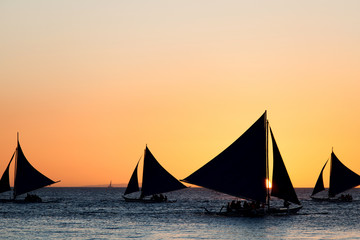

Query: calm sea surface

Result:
[0,188,359,239]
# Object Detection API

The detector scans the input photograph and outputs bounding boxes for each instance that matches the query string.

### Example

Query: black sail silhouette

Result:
[328,152,360,197]
[124,146,186,198]
[311,160,328,196]
[1,135,59,199]
[182,112,267,203]
[311,151,360,198]
[124,160,140,195]
[13,141,57,198]
[270,128,300,205]
[182,111,301,209]
[0,152,15,194]
[141,146,186,196]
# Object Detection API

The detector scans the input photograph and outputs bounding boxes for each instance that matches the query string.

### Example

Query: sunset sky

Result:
[1,1,359,187]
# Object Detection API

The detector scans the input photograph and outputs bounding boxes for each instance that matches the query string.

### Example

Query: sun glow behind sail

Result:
[266,179,272,189]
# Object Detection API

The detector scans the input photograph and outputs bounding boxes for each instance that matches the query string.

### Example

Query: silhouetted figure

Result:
[339,194,352,202]
[227,202,231,212]
[25,193,42,203]
[230,200,236,209]
[150,194,156,201]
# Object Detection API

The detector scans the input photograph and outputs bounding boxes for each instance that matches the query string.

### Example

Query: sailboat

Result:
[123,145,187,202]
[311,150,360,202]
[181,111,302,216]
[0,133,60,202]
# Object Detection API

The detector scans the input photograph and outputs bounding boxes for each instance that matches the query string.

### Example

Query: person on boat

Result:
[230,200,236,209]
[227,202,231,212]
[227,200,240,212]
[236,201,242,210]
[150,194,167,202]
[283,200,290,208]
[339,194,352,202]
[243,201,249,210]
[25,193,42,203]
[151,194,158,201]
[250,201,256,210]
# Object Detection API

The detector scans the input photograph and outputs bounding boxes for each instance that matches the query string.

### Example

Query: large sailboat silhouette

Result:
[181,111,302,216]
[0,133,60,202]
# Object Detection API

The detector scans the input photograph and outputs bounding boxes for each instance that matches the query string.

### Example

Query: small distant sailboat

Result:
[0,133,60,202]
[181,111,302,216]
[311,150,360,202]
[123,146,186,203]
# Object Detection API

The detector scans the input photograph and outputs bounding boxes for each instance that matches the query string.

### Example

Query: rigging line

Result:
[266,118,270,208]
[328,153,333,197]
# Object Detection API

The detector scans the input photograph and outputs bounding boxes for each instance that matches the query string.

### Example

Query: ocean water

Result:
[0,188,359,239]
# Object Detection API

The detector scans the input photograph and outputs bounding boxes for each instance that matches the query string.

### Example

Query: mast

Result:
[140,145,147,198]
[265,113,270,209]
[13,133,19,199]
[329,147,333,198]
[328,150,333,198]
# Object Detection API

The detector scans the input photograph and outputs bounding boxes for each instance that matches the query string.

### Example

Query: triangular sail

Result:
[311,160,328,196]
[182,112,267,203]
[0,151,15,194]
[141,146,186,197]
[270,128,300,205]
[329,151,360,197]
[14,141,57,198]
[124,159,140,195]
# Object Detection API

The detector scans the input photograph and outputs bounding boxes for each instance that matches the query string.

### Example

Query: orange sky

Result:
[1,1,360,187]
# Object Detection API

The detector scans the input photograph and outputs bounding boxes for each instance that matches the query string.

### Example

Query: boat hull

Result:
[268,205,302,214]
[215,208,266,217]
[0,198,47,203]
[205,205,302,217]
[310,196,352,202]
[122,196,176,203]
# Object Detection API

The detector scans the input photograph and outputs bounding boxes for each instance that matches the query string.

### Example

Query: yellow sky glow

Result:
[1,1,360,187]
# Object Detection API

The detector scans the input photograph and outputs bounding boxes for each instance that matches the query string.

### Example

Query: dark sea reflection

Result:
[0,187,359,239]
